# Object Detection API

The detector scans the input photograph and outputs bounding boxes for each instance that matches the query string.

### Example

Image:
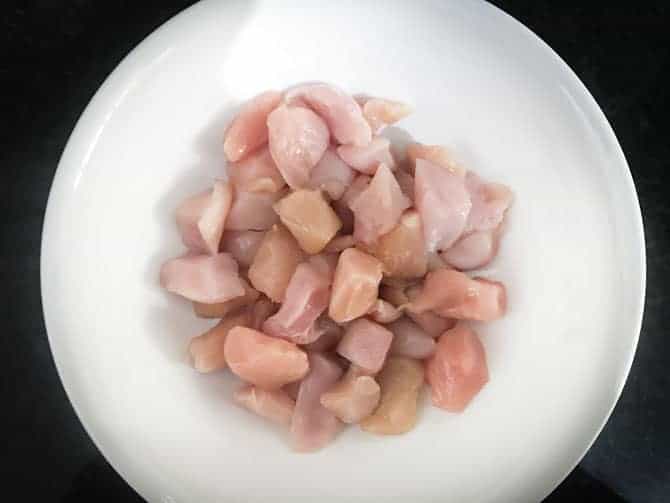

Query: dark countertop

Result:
[2,1,668,501]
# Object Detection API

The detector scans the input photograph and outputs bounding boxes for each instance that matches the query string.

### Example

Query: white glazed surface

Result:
[41,1,645,502]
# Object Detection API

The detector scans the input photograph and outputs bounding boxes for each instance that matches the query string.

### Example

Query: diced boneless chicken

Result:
[233,385,296,427]
[219,230,265,268]
[337,136,395,175]
[225,189,284,231]
[388,317,436,359]
[336,318,393,374]
[441,230,498,271]
[356,96,412,134]
[368,209,427,278]
[227,146,286,193]
[307,147,355,200]
[188,309,251,373]
[320,365,381,423]
[329,248,383,323]
[192,278,259,318]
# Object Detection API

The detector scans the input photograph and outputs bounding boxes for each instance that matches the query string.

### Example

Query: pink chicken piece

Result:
[350,163,411,245]
[441,230,498,271]
[267,104,330,189]
[291,353,343,451]
[286,83,371,146]
[160,252,245,304]
[223,90,282,162]
[464,172,513,234]
[368,209,427,279]
[192,278,259,318]
[307,253,338,280]
[406,143,465,176]
[329,248,383,323]
[224,326,309,389]
[336,136,395,175]
[262,262,332,344]
[414,158,472,252]
[176,181,233,255]
[355,96,412,134]
[332,174,371,234]
[404,284,456,337]
[307,147,355,200]
[188,309,251,373]
[337,318,393,374]
[388,317,436,359]
[320,365,381,423]
[227,146,286,193]
[367,299,402,324]
[219,230,265,268]
[225,189,284,231]
[233,385,295,427]
[426,324,489,411]
[248,224,304,302]
[407,269,506,322]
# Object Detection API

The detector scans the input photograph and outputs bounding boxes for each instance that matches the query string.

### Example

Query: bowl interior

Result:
[42,1,644,502]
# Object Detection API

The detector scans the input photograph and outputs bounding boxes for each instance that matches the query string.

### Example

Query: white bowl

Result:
[41,1,645,501]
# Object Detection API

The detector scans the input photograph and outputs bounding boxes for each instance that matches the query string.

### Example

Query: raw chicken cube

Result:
[405,284,457,336]
[307,147,355,200]
[160,252,245,303]
[248,225,304,302]
[225,189,284,231]
[320,365,380,423]
[414,158,472,252]
[274,190,342,254]
[441,231,498,270]
[262,262,331,344]
[267,104,330,188]
[464,172,513,234]
[219,230,265,268]
[176,181,233,255]
[337,136,395,175]
[224,326,309,389]
[367,299,402,324]
[336,318,393,374]
[306,253,338,281]
[367,209,427,278]
[350,163,410,245]
[291,353,343,451]
[360,356,424,435]
[192,278,259,318]
[286,83,371,146]
[329,248,383,323]
[406,143,464,176]
[224,90,282,162]
[188,310,251,372]
[227,146,286,193]
[356,96,412,133]
[233,385,296,427]
[425,323,489,411]
[388,318,436,359]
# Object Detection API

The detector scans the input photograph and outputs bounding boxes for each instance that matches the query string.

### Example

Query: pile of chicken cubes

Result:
[160,83,512,451]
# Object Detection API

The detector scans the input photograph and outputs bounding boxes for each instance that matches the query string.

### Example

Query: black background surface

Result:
[2,1,668,501]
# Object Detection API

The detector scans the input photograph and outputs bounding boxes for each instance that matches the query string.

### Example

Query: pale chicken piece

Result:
[336,137,395,175]
[329,248,383,323]
[414,158,472,252]
[223,90,282,162]
[394,168,414,203]
[367,299,402,324]
[320,365,380,423]
[224,326,309,389]
[307,253,338,280]
[249,297,278,330]
[368,209,427,278]
[274,190,342,254]
[324,234,355,254]
[188,310,251,372]
[360,356,424,435]
[267,104,330,188]
[406,269,506,322]
[307,147,355,200]
[332,174,371,234]
[303,318,343,352]
[248,225,304,302]
[464,172,513,234]
[356,96,412,134]
[388,317,436,359]
[379,284,410,307]
[176,181,233,255]
[160,252,245,303]
[225,189,284,231]
[233,385,295,427]
[227,146,286,193]
[350,164,411,245]
[441,230,498,270]
[262,262,331,344]
[219,230,265,268]
[192,278,259,318]
[405,284,457,337]
[336,318,393,374]
[406,142,465,176]
[426,323,489,411]
[291,353,343,451]
[286,83,371,146]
